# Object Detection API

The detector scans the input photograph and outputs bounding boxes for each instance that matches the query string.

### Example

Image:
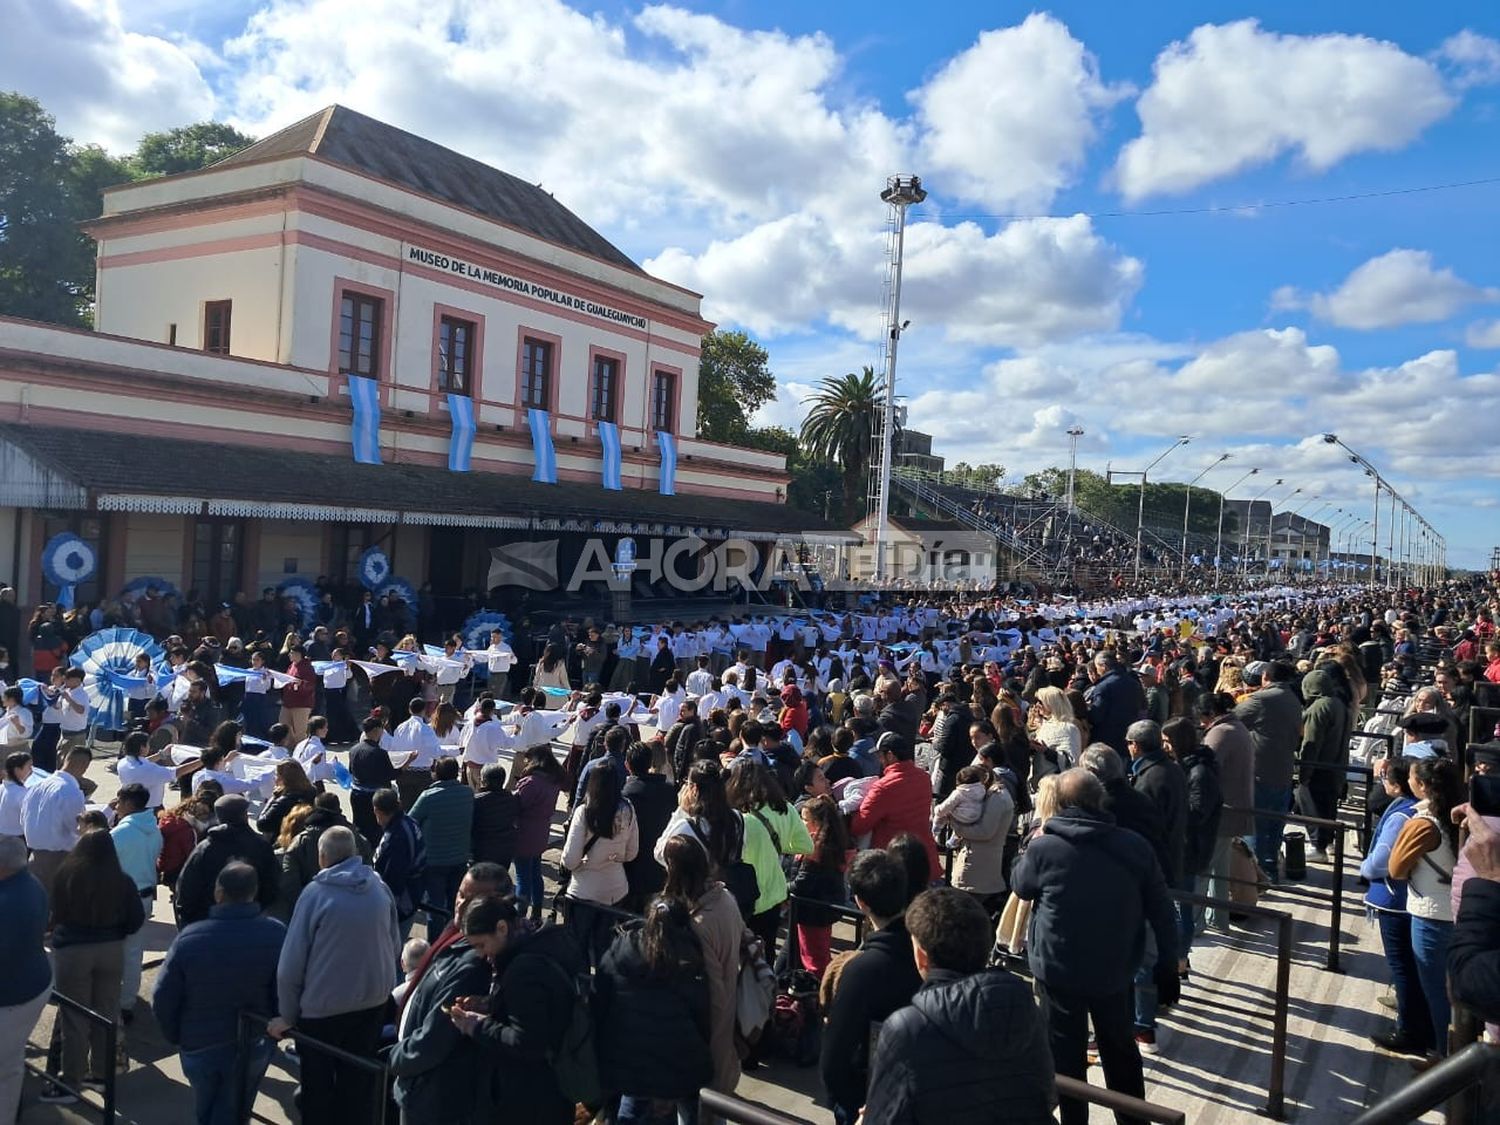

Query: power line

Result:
[918,174,1500,222]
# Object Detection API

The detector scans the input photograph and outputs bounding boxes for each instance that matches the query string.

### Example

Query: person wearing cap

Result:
[174,794,280,927]
[1398,712,1451,763]
[850,732,941,883]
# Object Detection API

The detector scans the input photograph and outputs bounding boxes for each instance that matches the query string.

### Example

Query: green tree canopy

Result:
[696,329,776,443]
[133,122,255,177]
[943,461,1006,490]
[800,366,883,518]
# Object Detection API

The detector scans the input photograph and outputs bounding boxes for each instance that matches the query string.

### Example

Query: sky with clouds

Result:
[8,0,1500,567]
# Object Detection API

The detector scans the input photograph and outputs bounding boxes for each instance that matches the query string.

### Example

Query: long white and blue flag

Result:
[349,375,382,465]
[529,408,557,484]
[657,430,677,496]
[598,420,622,490]
[448,393,476,472]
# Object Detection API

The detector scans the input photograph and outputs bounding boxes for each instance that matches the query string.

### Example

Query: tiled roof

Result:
[0,423,834,535]
[213,106,643,273]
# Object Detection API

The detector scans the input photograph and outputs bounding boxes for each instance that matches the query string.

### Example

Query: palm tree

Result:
[800,366,885,517]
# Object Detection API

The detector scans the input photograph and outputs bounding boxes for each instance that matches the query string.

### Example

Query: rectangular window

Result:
[191,519,242,604]
[203,300,232,355]
[651,369,676,432]
[520,336,552,411]
[339,292,383,377]
[437,316,474,395]
[590,355,618,422]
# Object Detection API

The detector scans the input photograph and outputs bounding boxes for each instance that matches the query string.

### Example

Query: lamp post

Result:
[1065,425,1084,513]
[1292,497,1326,582]
[1134,435,1191,581]
[1180,453,1230,577]
[1217,468,1258,573]
[1266,485,1301,576]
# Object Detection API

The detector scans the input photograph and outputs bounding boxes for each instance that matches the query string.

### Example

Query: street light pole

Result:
[1135,436,1191,582]
[1180,453,1230,577]
[1065,426,1084,514]
[1217,468,1259,571]
[1241,478,1284,578]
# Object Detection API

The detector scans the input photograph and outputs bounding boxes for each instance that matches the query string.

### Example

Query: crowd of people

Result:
[4,572,1500,1124]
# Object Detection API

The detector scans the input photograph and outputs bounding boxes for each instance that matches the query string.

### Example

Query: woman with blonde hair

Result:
[1031,686,1081,771]
[1214,660,1247,699]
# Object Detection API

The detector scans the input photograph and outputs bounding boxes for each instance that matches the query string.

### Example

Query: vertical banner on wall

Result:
[657,430,677,496]
[529,408,557,484]
[597,420,622,491]
[349,375,382,465]
[448,393,476,472]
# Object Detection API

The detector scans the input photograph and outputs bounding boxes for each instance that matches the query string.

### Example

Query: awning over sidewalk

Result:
[0,423,849,540]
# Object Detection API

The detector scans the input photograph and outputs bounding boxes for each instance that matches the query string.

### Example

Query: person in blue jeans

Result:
[153,862,285,1125]
[1233,663,1303,883]
[1362,758,1427,1054]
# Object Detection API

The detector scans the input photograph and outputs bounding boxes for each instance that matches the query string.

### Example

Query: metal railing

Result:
[1053,1076,1188,1124]
[24,991,119,1125]
[699,1089,812,1123]
[1349,1041,1500,1124]
[236,1010,390,1125]
[783,895,868,972]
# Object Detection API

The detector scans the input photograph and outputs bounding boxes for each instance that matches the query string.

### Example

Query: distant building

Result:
[895,428,944,476]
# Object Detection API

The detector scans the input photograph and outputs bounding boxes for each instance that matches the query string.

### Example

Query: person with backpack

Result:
[1388,757,1464,1062]
[726,761,813,959]
[561,765,639,967]
[372,788,427,940]
[595,894,714,1123]
[449,895,588,1125]
[654,761,759,919]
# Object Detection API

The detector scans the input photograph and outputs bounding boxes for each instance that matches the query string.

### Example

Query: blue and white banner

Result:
[597,420,622,491]
[349,375,382,465]
[448,393,476,472]
[529,408,557,484]
[41,532,96,610]
[657,430,677,496]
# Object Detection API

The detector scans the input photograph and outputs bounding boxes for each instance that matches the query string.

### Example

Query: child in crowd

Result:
[789,794,851,977]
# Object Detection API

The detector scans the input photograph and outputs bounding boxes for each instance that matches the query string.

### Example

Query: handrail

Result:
[699,1089,812,1123]
[24,990,119,1125]
[237,1009,389,1125]
[1053,1076,1187,1124]
[1348,1041,1500,1124]
[1226,803,1353,972]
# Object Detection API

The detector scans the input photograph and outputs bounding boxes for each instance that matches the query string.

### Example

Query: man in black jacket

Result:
[1011,769,1177,1125]
[928,690,974,800]
[174,795,279,926]
[1085,651,1146,761]
[1124,720,1188,1050]
[819,850,922,1125]
[864,887,1054,1124]
[1080,744,1170,877]
[622,741,675,911]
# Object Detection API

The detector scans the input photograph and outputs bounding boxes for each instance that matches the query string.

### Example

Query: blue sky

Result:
[8,1,1500,566]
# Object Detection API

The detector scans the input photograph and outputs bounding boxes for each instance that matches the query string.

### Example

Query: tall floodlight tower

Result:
[871,175,927,582]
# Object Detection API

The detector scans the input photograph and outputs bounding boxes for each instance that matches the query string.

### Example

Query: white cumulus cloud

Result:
[1435,30,1500,89]
[1279,249,1497,330]
[1115,20,1455,200]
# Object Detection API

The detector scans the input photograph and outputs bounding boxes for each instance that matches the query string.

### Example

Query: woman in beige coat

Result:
[661,833,747,1095]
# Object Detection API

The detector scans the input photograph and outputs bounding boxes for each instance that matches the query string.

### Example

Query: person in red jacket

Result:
[278,643,319,742]
[849,732,941,882]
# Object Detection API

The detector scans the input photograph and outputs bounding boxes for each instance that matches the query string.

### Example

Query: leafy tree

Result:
[742,425,844,519]
[696,329,776,443]
[943,461,1006,490]
[800,366,884,518]
[0,93,93,325]
[133,122,255,177]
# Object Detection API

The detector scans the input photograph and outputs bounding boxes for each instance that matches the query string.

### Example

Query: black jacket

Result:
[475,923,585,1125]
[621,774,675,904]
[819,917,923,1117]
[1086,669,1146,757]
[1451,878,1500,1023]
[1101,777,1171,881]
[864,968,1055,1125]
[1011,807,1177,998]
[1180,747,1224,877]
[877,700,920,749]
[388,938,494,1123]
[666,718,706,782]
[930,703,975,799]
[471,789,520,868]
[175,821,279,926]
[1130,751,1189,884]
[256,790,314,842]
[595,923,713,1099]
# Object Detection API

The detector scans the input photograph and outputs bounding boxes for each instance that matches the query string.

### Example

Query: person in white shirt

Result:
[460,699,513,787]
[428,640,469,707]
[125,652,156,726]
[320,649,355,744]
[117,731,197,809]
[0,686,34,749]
[685,657,716,699]
[20,743,90,898]
[191,742,263,799]
[391,697,442,809]
[0,749,41,838]
[654,682,686,732]
[485,629,516,699]
[294,717,336,784]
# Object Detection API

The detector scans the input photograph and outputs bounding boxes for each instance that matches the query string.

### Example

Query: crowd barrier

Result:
[1349,1041,1500,1124]
[235,1010,390,1125]
[23,991,119,1125]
